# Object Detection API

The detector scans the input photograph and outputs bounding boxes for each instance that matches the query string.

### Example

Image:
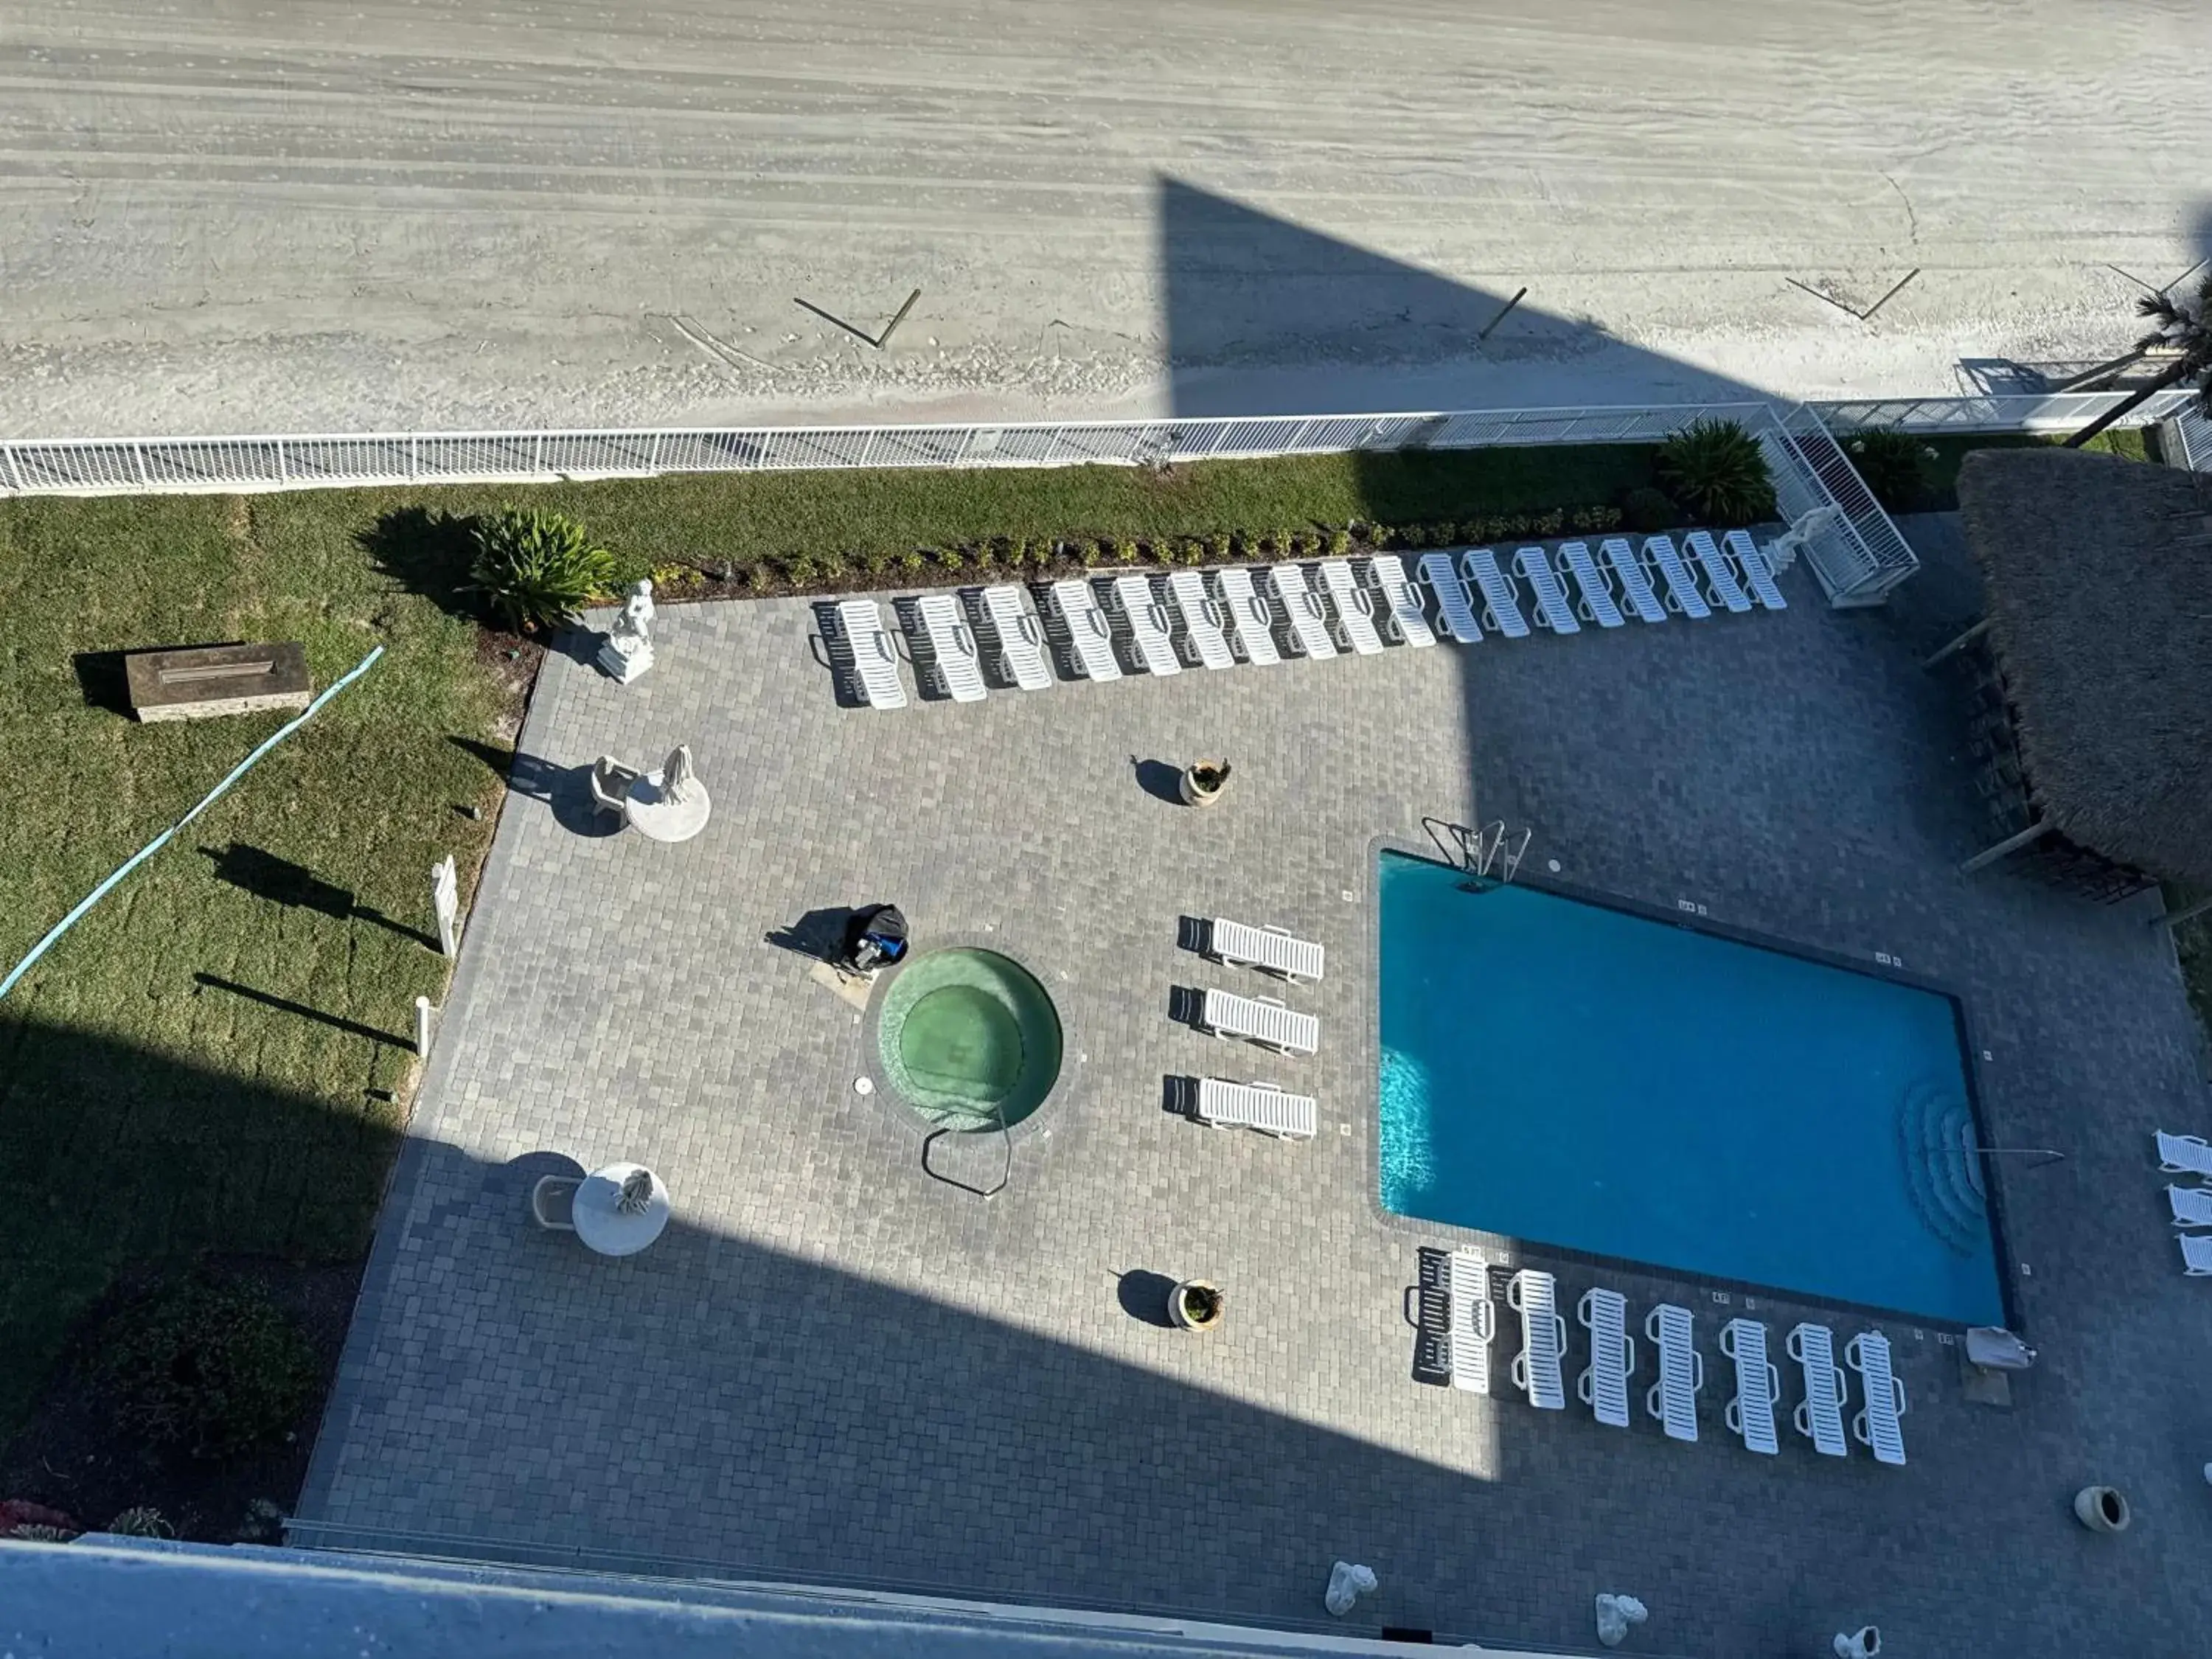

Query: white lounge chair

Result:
[2169,1185,2212,1228]
[1197,987,1319,1056]
[1643,535,1712,619]
[1557,541,1624,629]
[1719,1318,1781,1455]
[1317,559,1385,655]
[1368,555,1436,647]
[1683,530,1753,613]
[1194,1077,1316,1139]
[2183,1234,2212,1275]
[1721,529,1789,611]
[1506,1269,1568,1411]
[914,594,987,703]
[1208,918,1324,983]
[1416,552,1484,644]
[1461,549,1531,639]
[1512,546,1581,634]
[1845,1331,1907,1467]
[978,584,1052,691]
[1048,580,1123,681]
[1112,574,1182,676]
[1575,1288,1635,1429]
[1644,1304,1703,1443]
[1448,1249,1494,1394]
[1599,538,1667,625]
[1213,567,1281,666]
[1166,569,1235,670]
[835,598,908,709]
[2157,1130,2212,1178]
[1786,1322,1849,1457]
[1266,563,1338,659]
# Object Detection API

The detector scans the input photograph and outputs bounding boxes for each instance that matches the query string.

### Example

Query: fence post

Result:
[131,442,150,487]
[1,441,22,494]
[408,436,419,483]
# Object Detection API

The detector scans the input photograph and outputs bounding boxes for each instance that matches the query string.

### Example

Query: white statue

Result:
[661,744,698,806]
[1323,1562,1377,1618]
[430,855,459,957]
[597,578,657,684]
[1594,1593,1648,1649]
[616,1167,658,1216]
[1761,505,1842,576]
[1832,1627,1881,1659]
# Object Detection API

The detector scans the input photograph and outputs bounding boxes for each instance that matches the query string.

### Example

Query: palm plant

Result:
[2065,274,2212,449]
[468,509,616,632]
[1656,419,1776,525]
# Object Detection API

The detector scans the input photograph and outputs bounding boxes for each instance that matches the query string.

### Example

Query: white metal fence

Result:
[0,399,1920,605]
[1809,387,2199,435]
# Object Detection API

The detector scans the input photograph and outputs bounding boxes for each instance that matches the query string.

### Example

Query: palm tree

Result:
[2064,275,2212,449]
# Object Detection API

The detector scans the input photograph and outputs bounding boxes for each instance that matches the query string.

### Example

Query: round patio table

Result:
[571,1163,672,1257]
[624,769,712,844]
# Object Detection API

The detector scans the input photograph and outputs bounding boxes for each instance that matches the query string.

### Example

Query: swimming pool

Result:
[1377,852,2006,1326]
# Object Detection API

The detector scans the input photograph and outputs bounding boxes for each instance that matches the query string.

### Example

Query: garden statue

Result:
[597,578,656,683]
[1594,1593,1648,1649]
[616,1167,658,1216]
[1832,1626,1881,1659]
[661,744,699,807]
[1761,506,1841,576]
[1323,1562,1377,1618]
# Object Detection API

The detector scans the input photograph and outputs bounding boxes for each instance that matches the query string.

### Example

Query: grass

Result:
[0,493,508,1439]
[1890,428,2154,513]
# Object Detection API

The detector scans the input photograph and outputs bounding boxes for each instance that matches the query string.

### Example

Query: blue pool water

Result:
[1377,852,2005,1326]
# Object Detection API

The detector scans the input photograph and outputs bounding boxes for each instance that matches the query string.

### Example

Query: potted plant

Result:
[2073,1485,2131,1534]
[1179,758,1231,807]
[1170,1279,1224,1331]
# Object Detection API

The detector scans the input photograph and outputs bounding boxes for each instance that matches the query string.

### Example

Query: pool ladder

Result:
[1466,821,1532,884]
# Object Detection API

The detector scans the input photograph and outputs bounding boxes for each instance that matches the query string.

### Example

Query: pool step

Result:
[1896,1080,1987,1256]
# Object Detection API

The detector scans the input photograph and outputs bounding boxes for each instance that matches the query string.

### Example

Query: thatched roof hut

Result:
[1955,446,2212,892]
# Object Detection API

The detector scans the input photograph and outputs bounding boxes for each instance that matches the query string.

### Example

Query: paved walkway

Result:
[301,549,2211,1656]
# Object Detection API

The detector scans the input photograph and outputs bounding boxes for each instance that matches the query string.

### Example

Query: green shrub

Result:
[1843,427,1929,510]
[94,1276,319,1461]
[897,548,927,572]
[1113,537,1140,565]
[1656,418,1776,525]
[1363,524,1392,549]
[467,509,616,633]
[1534,508,1566,536]
[1621,486,1677,533]
[106,1506,174,1539]
[1323,527,1352,557]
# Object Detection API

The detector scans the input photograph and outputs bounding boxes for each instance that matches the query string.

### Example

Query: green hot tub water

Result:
[877,948,1062,1132]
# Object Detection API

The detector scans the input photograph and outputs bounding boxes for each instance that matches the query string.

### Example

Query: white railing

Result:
[0,399,1915,602]
[1809,388,2198,435]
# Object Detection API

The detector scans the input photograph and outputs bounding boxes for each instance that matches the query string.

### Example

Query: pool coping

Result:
[1357,834,2022,1337]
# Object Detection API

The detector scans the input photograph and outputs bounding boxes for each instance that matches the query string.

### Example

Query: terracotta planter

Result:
[2073,1486,2130,1534]
[1169,1279,1224,1331]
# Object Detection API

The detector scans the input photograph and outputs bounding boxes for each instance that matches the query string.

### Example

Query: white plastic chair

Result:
[1557,541,1624,629]
[1719,1318,1781,1455]
[1112,574,1182,676]
[1575,1288,1635,1429]
[1317,558,1385,654]
[1416,552,1484,643]
[1844,1331,1908,1467]
[2156,1130,2212,1178]
[978,584,1053,690]
[1599,538,1667,625]
[1460,549,1531,639]
[1643,535,1712,619]
[1166,569,1236,669]
[1448,1249,1494,1395]
[1512,546,1581,633]
[1506,1269,1568,1411]
[1644,1303,1703,1443]
[1194,1078,1317,1139]
[2169,1185,2212,1228]
[1048,580,1122,681]
[835,598,909,708]
[1197,987,1319,1055]
[1213,567,1282,666]
[1721,529,1789,611]
[914,593,987,702]
[1787,1322,1850,1457]
[1266,563,1338,659]
[1208,918,1324,983]
[1683,529,1753,613]
[1368,555,1436,646]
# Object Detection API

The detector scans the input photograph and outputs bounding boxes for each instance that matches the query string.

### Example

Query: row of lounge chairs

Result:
[2153,1131,2212,1273]
[1190,917,1326,1141]
[1445,1251,1907,1465]
[830,530,1785,706]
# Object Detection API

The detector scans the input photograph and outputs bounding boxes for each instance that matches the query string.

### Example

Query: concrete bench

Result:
[125,643,311,723]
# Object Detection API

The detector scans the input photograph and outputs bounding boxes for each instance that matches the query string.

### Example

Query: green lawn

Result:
[1893,427,2154,512]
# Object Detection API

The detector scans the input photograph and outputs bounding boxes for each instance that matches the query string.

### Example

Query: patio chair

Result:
[1575,1287,1635,1429]
[1512,546,1581,634]
[1642,535,1713,619]
[1367,555,1436,647]
[1459,549,1531,639]
[1644,1303,1703,1443]
[1557,540,1624,628]
[1048,580,1123,681]
[834,597,909,708]
[1719,1318,1782,1455]
[1721,529,1790,611]
[1194,1077,1317,1139]
[530,1175,580,1231]
[589,756,643,821]
[914,593,987,702]
[2183,1234,2212,1275]
[1598,537,1667,625]
[1166,569,1237,669]
[1265,563,1338,660]
[1197,987,1319,1055]
[2156,1130,2212,1178]
[2168,1184,2212,1228]
[1506,1269,1568,1410]
[1844,1331,1908,1467]
[1317,558,1385,654]
[1786,1321,1849,1456]
[1207,917,1324,983]
[1416,552,1484,644]
[978,584,1054,690]
[1683,530,1753,613]
[1111,574,1183,676]
[1213,566,1282,666]
[1448,1248,1494,1394]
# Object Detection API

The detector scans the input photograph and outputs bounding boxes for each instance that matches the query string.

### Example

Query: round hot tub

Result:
[875,948,1062,1132]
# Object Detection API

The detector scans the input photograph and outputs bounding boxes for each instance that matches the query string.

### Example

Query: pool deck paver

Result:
[300,546,2211,1656]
